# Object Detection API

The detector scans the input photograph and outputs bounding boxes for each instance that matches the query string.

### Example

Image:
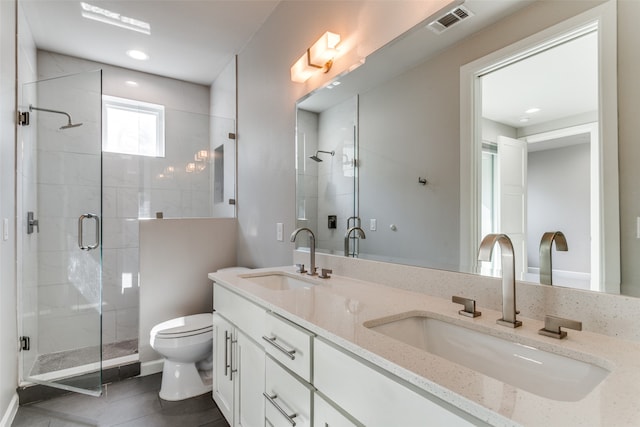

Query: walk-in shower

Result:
[18,70,112,397]
[29,104,83,129]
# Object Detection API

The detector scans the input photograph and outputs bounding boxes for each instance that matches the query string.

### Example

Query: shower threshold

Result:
[27,339,138,383]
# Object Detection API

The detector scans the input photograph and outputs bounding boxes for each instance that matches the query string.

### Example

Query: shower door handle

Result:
[78,213,100,251]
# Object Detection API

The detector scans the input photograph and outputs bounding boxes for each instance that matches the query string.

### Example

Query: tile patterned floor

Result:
[12,373,229,427]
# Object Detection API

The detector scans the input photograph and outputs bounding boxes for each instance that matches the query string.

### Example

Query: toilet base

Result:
[159,360,213,401]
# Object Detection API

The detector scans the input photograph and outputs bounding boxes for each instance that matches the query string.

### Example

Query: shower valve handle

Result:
[27,211,39,234]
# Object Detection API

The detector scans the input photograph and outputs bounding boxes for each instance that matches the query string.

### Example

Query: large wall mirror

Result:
[295,0,638,296]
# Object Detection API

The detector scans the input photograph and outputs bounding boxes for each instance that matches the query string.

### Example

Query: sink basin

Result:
[240,272,314,291]
[364,314,609,401]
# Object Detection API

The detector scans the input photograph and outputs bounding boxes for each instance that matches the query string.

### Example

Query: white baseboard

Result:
[140,359,164,377]
[0,393,19,427]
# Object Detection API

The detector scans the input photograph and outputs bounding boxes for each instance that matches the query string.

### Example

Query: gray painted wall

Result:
[527,143,591,273]
[617,0,640,296]
[232,0,624,280]
[138,218,237,363]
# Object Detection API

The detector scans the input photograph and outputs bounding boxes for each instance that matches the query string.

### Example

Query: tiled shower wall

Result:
[31,51,217,354]
[296,97,357,253]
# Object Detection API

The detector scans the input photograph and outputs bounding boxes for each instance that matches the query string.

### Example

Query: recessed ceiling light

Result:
[80,2,151,35]
[126,50,149,61]
[125,80,139,87]
[525,107,540,114]
[519,117,530,123]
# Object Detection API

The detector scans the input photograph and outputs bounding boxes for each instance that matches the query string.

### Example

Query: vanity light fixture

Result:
[126,49,149,61]
[195,150,210,161]
[80,2,151,35]
[291,31,341,83]
[186,163,196,173]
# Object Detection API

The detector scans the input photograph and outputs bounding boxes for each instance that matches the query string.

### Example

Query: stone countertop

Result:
[209,266,640,427]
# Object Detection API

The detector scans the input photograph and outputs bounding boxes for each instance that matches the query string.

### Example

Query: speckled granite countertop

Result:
[209,266,640,427]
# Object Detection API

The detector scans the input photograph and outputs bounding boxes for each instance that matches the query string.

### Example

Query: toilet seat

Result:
[151,313,212,339]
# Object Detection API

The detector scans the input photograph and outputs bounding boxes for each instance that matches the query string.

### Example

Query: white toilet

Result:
[150,313,214,401]
[150,267,250,401]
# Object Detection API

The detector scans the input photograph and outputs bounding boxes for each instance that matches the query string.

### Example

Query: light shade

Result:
[291,31,341,83]
[308,31,341,69]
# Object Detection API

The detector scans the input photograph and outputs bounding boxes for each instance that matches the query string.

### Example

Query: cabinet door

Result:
[235,330,265,427]
[212,313,235,425]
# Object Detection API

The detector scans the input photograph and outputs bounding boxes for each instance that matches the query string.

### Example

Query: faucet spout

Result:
[539,231,568,285]
[478,233,522,328]
[290,227,317,276]
[344,226,366,257]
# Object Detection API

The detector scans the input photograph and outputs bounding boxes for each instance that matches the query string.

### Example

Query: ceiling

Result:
[20,0,280,86]
[482,30,598,129]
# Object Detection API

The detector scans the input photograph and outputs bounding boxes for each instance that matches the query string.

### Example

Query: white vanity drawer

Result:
[314,338,481,427]
[314,392,362,427]
[214,283,265,343]
[265,356,313,427]
[263,311,313,382]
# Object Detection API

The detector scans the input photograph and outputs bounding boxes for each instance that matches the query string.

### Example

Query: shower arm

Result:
[29,105,73,123]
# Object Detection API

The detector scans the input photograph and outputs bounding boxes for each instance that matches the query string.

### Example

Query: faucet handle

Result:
[538,315,582,339]
[319,268,332,279]
[295,263,307,274]
[452,296,481,318]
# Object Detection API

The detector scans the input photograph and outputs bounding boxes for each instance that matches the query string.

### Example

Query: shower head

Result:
[29,105,83,130]
[309,150,335,162]
[60,121,83,130]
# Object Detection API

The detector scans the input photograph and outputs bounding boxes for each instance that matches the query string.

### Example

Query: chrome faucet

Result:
[344,226,366,257]
[539,231,568,285]
[290,227,317,276]
[478,233,522,328]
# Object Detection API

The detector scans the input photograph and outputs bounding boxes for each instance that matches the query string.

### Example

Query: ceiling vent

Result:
[427,5,474,34]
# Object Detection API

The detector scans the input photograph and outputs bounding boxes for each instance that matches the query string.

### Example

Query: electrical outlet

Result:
[276,222,284,241]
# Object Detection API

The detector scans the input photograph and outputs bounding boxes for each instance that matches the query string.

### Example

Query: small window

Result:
[102,95,165,157]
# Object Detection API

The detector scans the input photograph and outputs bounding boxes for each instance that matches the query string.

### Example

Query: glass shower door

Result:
[20,70,103,396]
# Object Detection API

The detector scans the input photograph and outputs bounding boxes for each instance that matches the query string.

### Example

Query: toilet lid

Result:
[152,313,212,337]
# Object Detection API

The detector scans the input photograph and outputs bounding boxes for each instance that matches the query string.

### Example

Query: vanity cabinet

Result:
[213,280,483,427]
[212,284,266,427]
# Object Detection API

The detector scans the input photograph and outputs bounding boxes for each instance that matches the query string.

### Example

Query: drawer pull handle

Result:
[263,392,297,426]
[262,335,296,360]
[224,330,231,377]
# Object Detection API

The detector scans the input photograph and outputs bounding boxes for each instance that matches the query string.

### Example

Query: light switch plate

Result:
[370,218,377,231]
[3,218,8,241]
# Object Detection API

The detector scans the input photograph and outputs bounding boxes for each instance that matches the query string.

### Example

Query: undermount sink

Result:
[240,272,314,291]
[364,314,609,401]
